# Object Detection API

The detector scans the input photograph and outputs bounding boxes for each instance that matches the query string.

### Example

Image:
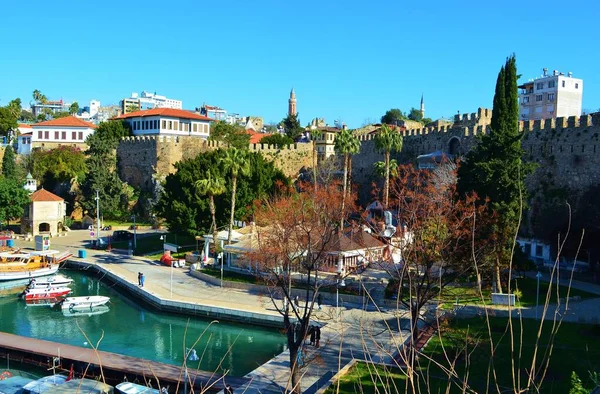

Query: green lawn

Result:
[513,277,598,307]
[200,267,260,284]
[330,317,600,393]
[111,233,199,255]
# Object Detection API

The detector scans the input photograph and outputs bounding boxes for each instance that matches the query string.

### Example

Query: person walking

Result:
[140,273,145,288]
[294,295,299,308]
[137,272,142,286]
[315,326,321,348]
[317,293,322,310]
[309,326,316,346]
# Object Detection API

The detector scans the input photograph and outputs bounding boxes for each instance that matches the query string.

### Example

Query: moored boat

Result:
[25,297,64,307]
[27,274,73,288]
[22,286,72,301]
[116,381,161,393]
[61,296,110,310]
[62,304,110,317]
[0,250,72,282]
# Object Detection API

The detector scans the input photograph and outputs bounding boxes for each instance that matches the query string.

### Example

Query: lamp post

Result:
[161,235,172,298]
[336,277,345,319]
[131,214,137,249]
[535,271,542,320]
[95,190,101,246]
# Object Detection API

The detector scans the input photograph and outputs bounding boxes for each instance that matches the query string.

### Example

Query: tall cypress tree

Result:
[1,146,17,180]
[457,55,534,293]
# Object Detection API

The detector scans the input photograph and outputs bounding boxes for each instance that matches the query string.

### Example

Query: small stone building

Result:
[21,188,66,236]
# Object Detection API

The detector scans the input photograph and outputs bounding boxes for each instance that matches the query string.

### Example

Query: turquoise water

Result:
[0,271,286,376]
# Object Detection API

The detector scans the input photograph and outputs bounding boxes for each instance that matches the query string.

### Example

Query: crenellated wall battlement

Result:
[117,135,313,191]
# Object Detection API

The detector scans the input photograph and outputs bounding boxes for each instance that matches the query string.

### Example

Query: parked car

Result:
[112,230,134,241]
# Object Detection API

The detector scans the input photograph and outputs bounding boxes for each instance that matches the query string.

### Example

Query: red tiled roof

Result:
[20,132,32,136]
[114,108,214,121]
[247,130,270,144]
[18,123,33,129]
[32,116,97,129]
[30,188,63,202]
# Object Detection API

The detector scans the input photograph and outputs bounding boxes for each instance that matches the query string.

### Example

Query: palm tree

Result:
[374,124,403,207]
[334,128,360,229]
[220,148,251,245]
[32,90,42,103]
[374,159,399,178]
[310,129,323,190]
[195,171,227,255]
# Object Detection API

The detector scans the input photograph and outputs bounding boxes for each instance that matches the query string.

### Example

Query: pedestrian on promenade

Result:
[315,326,321,348]
[294,295,299,308]
[140,273,145,288]
[137,272,142,286]
[317,294,322,310]
[309,325,316,346]
[283,297,288,311]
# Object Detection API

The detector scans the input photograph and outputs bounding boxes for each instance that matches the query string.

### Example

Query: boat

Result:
[21,375,114,394]
[61,296,110,310]
[0,370,36,394]
[21,286,72,301]
[0,250,72,282]
[27,274,73,288]
[25,297,64,307]
[116,382,161,394]
[62,304,110,317]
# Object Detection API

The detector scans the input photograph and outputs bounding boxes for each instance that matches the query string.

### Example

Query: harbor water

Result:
[0,270,286,376]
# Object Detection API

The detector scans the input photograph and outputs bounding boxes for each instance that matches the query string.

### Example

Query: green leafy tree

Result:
[208,121,250,150]
[374,124,403,207]
[569,371,589,394]
[0,177,29,228]
[2,146,17,180]
[32,90,45,104]
[281,113,303,140]
[260,133,294,148]
[51,111,70,119]
[7,99,22,119]
[374,159,398,178]
[0,107,18,137]
[69,102,80,115]
[408,107,424,122]
[380,108,405,125]
[220,148,251,244]
[457,55,534,293]
[422,117,433,125]
[156,150,288,236]
[19,110,35,123]
[195,171,227,252]
[334,128,360,228]
[86,120,131,155]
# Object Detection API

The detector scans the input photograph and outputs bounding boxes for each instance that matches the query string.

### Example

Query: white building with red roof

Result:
[21,188,66,236]
[17,124,33,154]
[18,116,97,154]
[114,108,213,138]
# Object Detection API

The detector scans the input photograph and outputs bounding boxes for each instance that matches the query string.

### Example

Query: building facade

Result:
[120,91,182,114]
[114,108,213,138]
[519,69,583,121]
[18,117,97,154]
[199,104,227,121]
[31,100,69,117]
[21,188,66,236]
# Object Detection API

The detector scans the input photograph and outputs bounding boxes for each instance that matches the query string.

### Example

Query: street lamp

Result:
[161,235,173,299]
[131,214,137,249]
[336,276,345,319]
[535,271,542,320]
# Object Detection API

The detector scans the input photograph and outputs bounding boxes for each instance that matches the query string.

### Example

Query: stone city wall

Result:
[352,108,600,202]
[117,136,313,191]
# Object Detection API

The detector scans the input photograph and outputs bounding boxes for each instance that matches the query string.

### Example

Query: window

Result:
[78,132,83,140]
[547,93,555,101]
[536,94,543,102]
[61,131,66,140]
[562,80,566,88]
[45,131,49,139]
[522,96,530,104]
[535,245,543,257]
[536,82,544,90]
[193,124,197,132]
[548,80,556,88]
[54,131,59,139]
[168,121,173,130]
[162,120,166,129]
[154,120,158,129]
[575,83,579,89]
[72,132,77,140]
[38,131,42,139]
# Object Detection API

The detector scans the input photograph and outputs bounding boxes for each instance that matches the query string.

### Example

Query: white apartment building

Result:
[18,116,97,154]
[120,91,182,114]
[114,108,213,138]
[518,69,583,121]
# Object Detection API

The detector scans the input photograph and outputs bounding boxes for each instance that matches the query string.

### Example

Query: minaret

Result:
[288,88,297,116]
[420,94,425,119]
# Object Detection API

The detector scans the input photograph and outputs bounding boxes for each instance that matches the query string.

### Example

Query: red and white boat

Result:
[22,286,72,301]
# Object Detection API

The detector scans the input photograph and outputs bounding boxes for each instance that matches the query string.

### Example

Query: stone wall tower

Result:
[288,88,297,116]
[420,94,425,119]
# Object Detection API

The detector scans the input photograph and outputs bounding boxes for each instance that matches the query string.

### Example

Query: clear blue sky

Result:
[1,0,597,128]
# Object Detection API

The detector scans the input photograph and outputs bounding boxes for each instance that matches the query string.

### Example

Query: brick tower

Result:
[288,88,297,116]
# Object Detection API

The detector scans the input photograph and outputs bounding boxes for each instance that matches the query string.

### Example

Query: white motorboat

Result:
[28,274,73,289]
[62,305,110,317]
[0,264,59,281]
[61,296,110,310]
[115,382,161,394]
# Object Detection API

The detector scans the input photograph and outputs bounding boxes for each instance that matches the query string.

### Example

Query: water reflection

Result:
[0,270,286,376]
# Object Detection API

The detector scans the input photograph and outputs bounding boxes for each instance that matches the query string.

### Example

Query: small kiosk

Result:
[34,234,51,251]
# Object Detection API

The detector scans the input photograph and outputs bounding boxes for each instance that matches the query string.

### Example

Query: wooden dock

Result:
[0,332,247,392]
